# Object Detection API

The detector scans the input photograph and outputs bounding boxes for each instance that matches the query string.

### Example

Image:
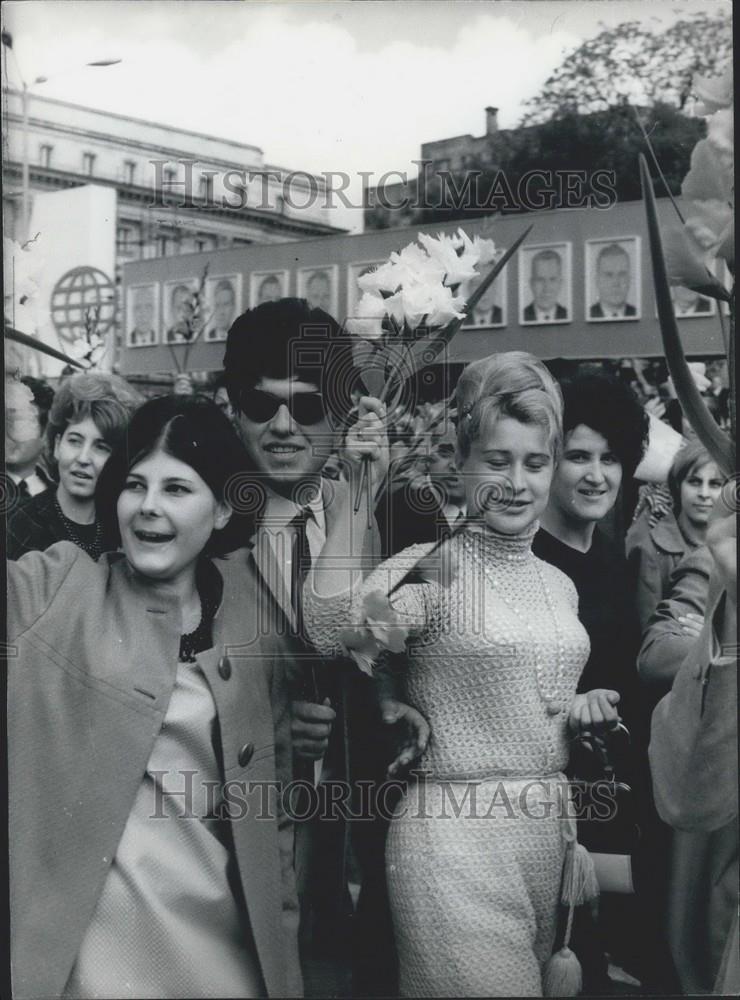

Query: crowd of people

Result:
[4,296,737,999]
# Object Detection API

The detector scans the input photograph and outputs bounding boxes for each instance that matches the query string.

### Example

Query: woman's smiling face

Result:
[117,449,231,584]
[459,415,554,535]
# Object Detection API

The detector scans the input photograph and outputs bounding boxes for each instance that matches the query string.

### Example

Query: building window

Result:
[157,236,169,256]
[124,160,136,185]
[83,152,96,176]
[195,238,206,253]
[39,144,53,168]
[116,226,132,253]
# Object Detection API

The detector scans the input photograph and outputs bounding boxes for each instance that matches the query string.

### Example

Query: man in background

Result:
[5,375,54,500]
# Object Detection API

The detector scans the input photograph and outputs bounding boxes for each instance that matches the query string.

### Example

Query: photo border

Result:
[518,241,573,326]
[297,264,339,318]
[585,235,642,322]
[125,282,160,348]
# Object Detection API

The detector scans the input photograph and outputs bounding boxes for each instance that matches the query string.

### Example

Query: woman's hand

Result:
[380,698,430,777]
[568,689,621,733]
[678,612,705,639]
[343,396,389,496]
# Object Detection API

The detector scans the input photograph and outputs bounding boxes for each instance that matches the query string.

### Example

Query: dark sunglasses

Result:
[238,388,326,425]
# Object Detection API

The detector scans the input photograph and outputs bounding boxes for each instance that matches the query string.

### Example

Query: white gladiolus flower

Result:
[346,292,387,341]
[357,260,401,295]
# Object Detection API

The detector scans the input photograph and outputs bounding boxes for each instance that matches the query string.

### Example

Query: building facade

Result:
[2,87,345,260]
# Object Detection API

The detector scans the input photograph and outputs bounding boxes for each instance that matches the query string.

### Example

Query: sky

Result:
[2,0,729,231]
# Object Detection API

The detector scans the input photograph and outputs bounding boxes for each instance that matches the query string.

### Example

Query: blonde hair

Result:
[455,351,563,459]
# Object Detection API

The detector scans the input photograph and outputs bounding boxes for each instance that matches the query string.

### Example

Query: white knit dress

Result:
[305,524,590,997]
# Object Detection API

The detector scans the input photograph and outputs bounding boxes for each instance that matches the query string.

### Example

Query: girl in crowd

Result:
[8,396,301,999]
[7,371,142,560]
[303,351,619,997]
[626,440,725,630]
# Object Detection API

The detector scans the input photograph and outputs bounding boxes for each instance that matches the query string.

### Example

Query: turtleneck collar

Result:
[462,519,538,562]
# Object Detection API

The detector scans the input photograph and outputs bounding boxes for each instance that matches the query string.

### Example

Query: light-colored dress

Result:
[305,524,590,997]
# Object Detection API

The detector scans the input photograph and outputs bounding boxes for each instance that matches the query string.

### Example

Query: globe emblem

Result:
[50,267,117,345]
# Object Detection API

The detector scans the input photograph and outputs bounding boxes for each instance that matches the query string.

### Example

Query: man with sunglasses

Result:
[223,297,428,993]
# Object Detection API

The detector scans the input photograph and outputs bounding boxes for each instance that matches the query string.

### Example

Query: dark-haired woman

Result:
[8,396,301,999]
[7,372,142,559]
[533,372,677,993]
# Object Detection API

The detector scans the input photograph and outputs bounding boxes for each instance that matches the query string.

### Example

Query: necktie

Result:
[17,478,30,499]
[290,508,313,636]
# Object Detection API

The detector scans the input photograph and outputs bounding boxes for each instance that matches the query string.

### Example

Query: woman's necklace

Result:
[462,531,567,715]
[54,497,104,558]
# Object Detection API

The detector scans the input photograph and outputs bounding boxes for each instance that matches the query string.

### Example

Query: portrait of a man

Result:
[671,284,714,317]
[165,282,193,343]
[461,269,506,327]
[205,276,239,342]
[519,245,571,324]
[587,239,640,320]
[127,284,158,347]
[250,271,288,308]
[299,266,338,316]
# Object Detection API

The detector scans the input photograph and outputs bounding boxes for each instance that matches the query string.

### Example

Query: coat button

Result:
[238,742,255,767]
[218,656,232,681]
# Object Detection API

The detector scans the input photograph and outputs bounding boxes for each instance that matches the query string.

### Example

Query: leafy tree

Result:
[414,103,705,224]
[520,12,732,125]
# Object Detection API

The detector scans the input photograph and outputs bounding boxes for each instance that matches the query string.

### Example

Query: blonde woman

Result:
[303,352,619,996]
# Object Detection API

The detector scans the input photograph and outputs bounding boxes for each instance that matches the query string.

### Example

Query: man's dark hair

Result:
[19,375,54,431]
[559,372,649,479]
[222,297,361,427]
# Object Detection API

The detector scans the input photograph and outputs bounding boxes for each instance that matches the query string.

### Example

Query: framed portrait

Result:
[298,264,339,317]
[163,278,197,344]
[518,242,572,325]
[585,236,641,321]
[126,283,159,347]
[204,274,241,342]
[250,269,289,309]
[661,284,717,319]
[460,266,507,328]
[346,260,386,318]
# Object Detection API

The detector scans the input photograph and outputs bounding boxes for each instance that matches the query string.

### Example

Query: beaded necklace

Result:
[462,528,567,716]
[54,497,104,559]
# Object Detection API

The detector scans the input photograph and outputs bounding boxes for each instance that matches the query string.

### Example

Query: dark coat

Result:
[7,488,70,560]
[8,542,302,999]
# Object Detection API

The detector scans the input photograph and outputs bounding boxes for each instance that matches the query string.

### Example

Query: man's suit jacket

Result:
[523,301,568,321]
[8,542,302,998]
[245,477,382,917]
[590,301,637,318]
